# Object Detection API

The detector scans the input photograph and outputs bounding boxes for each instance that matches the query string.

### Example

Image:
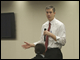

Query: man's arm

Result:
[44,24,66,46]
[22,42,35,49]
[44,30,57,41]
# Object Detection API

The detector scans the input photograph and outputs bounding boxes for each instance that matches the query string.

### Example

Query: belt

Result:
[47,48,60,50]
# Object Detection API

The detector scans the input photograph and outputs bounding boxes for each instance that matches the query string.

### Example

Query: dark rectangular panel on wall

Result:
[1,12,16,40]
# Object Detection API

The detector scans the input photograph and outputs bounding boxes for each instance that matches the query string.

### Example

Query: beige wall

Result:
[1,1,79,59]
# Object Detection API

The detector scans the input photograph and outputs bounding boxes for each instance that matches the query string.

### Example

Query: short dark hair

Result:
[35,43,45,54]
[45,5,55,12]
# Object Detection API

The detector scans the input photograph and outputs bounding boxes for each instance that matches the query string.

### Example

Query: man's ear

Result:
[34,49,37,54]
[54,12,56,15]
[34,49,36,53]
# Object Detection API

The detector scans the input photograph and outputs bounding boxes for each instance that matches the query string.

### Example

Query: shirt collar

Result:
[40,54,45,57]
[48,17,55,25]
[36,54,45,57]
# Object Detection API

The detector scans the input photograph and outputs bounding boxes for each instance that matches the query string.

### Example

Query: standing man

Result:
[22,5,66,59]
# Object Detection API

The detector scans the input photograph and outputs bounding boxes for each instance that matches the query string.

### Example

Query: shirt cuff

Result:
[54,36,60,43]
[33,42,37,45]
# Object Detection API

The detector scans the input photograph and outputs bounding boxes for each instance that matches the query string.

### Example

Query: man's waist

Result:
[47,45,62,49]
[47,47,60,50]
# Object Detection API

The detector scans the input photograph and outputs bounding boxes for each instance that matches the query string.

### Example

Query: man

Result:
[22,5,66,59]
[31,43,46,59]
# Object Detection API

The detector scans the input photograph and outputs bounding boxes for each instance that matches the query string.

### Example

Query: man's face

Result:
[46,9,55,21]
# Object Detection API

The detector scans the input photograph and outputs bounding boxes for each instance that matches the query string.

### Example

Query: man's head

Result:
[45,5,56,21]
[35,43,45,54]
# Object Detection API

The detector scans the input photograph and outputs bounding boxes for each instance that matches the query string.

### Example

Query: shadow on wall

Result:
[1,1,13,8]
[28,1,60,4]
